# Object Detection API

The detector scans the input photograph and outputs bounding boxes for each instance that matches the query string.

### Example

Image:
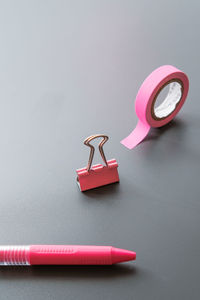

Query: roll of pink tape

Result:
[121,65,189,149]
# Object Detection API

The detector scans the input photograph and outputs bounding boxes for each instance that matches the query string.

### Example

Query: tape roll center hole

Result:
[154,81,182,118]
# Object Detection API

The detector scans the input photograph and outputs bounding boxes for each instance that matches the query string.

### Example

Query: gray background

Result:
[0,0,199,299]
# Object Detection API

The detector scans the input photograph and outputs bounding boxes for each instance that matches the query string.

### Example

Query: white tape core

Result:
[154,81,182,118]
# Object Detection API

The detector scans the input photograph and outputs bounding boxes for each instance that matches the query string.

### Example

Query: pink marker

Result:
[0,245,136,266]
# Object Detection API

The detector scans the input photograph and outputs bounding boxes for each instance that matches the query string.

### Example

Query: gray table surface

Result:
[0,1,199,299]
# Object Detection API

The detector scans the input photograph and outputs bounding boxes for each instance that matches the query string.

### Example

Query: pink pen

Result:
[0,245,136,266]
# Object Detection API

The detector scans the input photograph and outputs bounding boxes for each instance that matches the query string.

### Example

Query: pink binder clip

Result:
[76,134,119,191]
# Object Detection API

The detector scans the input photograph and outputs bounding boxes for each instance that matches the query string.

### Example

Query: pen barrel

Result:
[0,246,30,266]
[29,245,112,265]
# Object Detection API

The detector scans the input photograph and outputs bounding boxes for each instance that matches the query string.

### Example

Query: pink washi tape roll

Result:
[121,65,189,149]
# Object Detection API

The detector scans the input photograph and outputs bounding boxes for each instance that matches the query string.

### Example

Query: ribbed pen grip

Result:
[0,246,30,266]
[29,245,112,265]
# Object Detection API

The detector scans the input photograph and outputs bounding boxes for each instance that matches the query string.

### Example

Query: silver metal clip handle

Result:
[84,134,109,172]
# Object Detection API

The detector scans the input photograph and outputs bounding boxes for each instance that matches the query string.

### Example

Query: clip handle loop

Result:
[84,134,109,172]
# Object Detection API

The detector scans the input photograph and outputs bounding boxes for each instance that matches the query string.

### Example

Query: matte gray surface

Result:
[0,1,199,299]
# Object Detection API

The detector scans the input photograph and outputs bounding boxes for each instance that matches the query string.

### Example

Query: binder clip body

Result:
[76,135,119,192]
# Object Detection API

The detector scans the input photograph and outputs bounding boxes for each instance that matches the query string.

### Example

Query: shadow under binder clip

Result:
[76,134,119,191]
